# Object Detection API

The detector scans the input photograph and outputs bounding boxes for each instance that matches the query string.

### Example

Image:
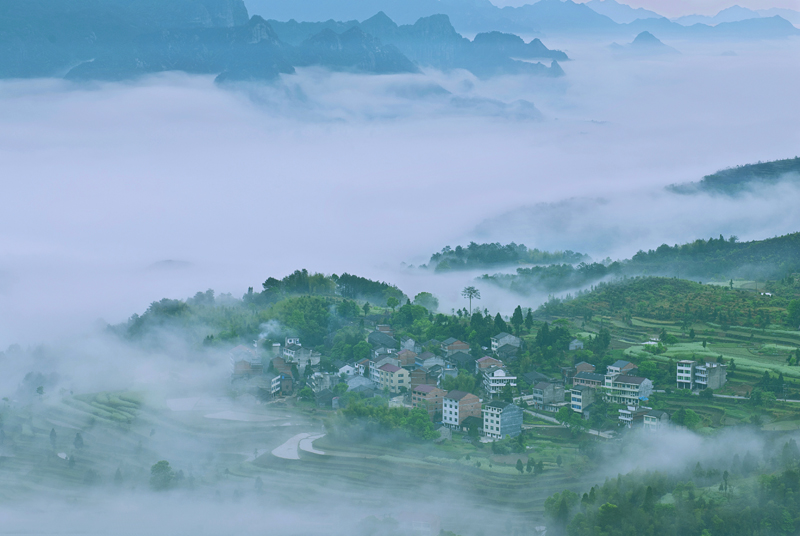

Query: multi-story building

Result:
[442,390,481,428]
[573,371,604,388]
[602,373,653,407]
[531,381,565,409]
[482,400,523,439]
[676,360,695,389]
[411,384,446,420]
[370,356,399,383]
[573,369,653,409]
[377,363,409,394]
[619,406,671,430]
[677,360,727,390]
[570,385,594,414]
[482,366,517,397]
[643,409,670,431]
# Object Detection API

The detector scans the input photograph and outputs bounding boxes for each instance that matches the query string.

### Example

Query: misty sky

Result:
[491,0,800,18]
[1,36,799,348]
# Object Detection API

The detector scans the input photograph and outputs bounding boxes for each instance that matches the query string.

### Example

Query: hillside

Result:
[668,157,800,196]
[626,232,800,280]
[538,276,795,329]
[481,232,800,295]
[426,242,588,272]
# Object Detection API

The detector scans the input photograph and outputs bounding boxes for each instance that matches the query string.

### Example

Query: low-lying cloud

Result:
[0,37,798,346]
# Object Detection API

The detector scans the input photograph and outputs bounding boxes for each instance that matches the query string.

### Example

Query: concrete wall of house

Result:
[500,404,523,438]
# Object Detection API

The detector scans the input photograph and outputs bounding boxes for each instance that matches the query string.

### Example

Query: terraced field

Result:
[0,390,609,533]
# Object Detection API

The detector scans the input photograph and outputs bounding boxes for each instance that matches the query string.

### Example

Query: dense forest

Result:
[547,438,800,536]
[481,232,800,295]
[668,156,800,196]
[626,232,800,280]
[426,242,587,271]
[481,262,620,293]
[537,277,800,329]
[113,270,406,348]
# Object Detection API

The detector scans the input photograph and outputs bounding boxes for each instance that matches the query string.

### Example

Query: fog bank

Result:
[1,38,798,346]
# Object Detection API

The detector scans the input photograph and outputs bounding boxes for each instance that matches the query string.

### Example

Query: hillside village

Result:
[229,315,731,440]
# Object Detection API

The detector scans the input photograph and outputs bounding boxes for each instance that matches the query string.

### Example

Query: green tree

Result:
[689,328,696,339]
[352,341,371,361]
[73,432,84,450]
[150,460,175,490]
[362,302,370,317]
[511,306,524,336]
[413,292,439,312]
[516,459,524,474]
[494,313,508,334]
[386,296,399,311]
[556,454,562,467]
[788,299,800,327]
[524,310,534,332]
[461,286,481,315]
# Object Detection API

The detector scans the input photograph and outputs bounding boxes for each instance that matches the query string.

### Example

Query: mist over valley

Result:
[1,0,800,535]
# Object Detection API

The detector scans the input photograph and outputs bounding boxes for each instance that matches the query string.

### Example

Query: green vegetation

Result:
[548,439,800,535]
[482,232,800,295]
[114,270,413,348]
[541,277,796,329]
[668,156,800,196]
[333,400,438,442]
[427,242,587,271]
[482,262,620,294]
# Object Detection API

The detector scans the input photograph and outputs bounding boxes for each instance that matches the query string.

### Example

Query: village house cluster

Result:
[229,329,527,440]
[229,326,727,436]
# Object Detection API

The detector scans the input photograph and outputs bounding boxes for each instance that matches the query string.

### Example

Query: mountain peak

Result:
[632,30,661,45]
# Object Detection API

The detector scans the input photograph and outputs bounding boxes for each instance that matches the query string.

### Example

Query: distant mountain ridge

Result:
[0,2,567,81]
[268,12,567,78]
[673,5,800,27]
[584,0,662,24]
[246,0,800,38]
[674,5,762,26]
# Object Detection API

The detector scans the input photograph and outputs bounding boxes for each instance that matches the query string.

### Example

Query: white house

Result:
[482,366,517,397]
